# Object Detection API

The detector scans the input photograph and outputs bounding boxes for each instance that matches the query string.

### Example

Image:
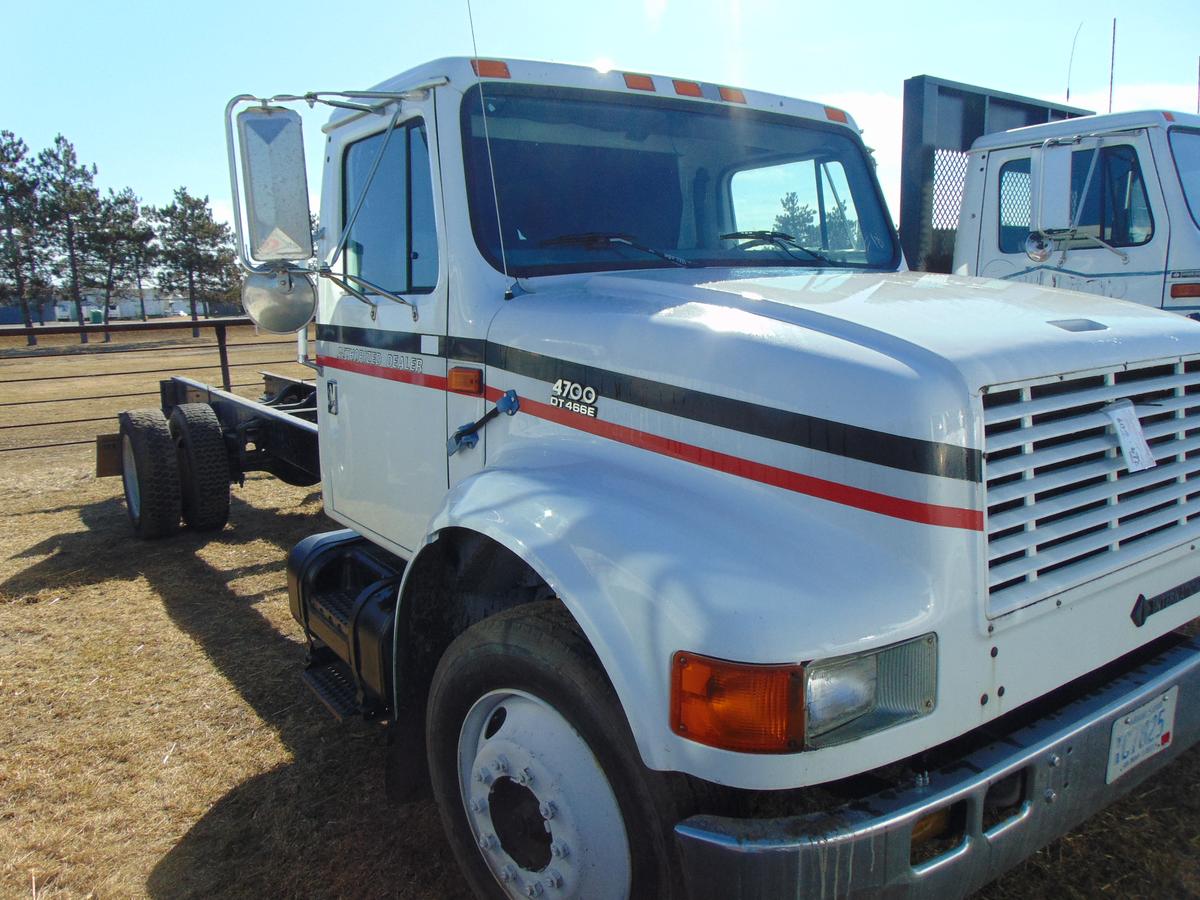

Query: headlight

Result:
[669,634,937,754]
[804,633,938,749]
[805,654,878,739]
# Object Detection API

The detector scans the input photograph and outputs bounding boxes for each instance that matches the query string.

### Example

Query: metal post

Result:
[216,324,232,391]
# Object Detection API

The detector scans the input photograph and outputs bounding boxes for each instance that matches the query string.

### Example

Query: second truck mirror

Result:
[237,106,314,262]
[1030,144,1074,237]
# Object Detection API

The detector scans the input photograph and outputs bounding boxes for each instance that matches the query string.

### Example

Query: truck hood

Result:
[488,267,1200,466]
[593,268,1200,391]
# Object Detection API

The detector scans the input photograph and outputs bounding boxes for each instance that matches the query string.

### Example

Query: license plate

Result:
[1105,685,1178,784]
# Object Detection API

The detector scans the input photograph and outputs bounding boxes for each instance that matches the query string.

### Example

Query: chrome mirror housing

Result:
[236,106,313,262]
[1030,142,1074,237]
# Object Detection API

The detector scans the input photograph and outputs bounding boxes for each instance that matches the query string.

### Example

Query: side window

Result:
[1069,145,1153,247]
[997,158,1032,254]
[730,159,864,253]
[343,120,439,294]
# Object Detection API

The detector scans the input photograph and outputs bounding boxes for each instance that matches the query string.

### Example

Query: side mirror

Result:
[236,106,313,262]
[242,270,317,334]
[1030,143,1074,237]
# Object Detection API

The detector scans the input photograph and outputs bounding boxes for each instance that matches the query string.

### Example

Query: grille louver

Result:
[984,357,1200,617]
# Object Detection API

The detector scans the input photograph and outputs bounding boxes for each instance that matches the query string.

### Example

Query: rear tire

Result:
[427,602,687,900]
[118,409,181,539]
[168,403,231,531]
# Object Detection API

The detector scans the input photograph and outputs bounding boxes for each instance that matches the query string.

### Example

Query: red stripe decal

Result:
[485,387,983,531]
[319,353,981,531]
[319,354,448,390]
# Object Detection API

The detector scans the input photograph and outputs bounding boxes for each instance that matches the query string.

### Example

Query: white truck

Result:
[900,76,1200,313]
[109,58,1200,898]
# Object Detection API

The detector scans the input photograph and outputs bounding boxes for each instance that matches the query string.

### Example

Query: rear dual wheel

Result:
[427,603,688,900]
[167,403,230,531]
[118,404,231,538]
[118,409,181,539]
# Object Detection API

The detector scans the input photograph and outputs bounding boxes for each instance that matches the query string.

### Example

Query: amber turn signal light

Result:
[670,651,804,753]
[448,367,484,395]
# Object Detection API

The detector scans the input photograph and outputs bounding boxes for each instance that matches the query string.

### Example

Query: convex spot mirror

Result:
[237,106,313,262]
[1030,143,1074,237]
[242,270,316,333]
[1024,232,1052,263]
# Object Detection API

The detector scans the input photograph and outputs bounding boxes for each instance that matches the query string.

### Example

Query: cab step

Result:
[302,659,361,721]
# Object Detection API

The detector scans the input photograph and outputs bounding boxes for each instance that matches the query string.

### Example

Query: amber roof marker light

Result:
[623,73,656,92]
[470,59,511,79]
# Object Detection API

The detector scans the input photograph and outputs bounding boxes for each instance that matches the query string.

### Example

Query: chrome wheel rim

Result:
[121,434,141,519]
[457,689,631,899]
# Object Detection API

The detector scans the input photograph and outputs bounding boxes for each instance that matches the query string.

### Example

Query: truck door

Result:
[316,97,448,553]
[977,133,1169,306]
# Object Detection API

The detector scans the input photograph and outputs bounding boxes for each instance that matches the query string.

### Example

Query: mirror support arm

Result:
[327,106,404,270]
[224,94,270,275]
[319,269,419,322]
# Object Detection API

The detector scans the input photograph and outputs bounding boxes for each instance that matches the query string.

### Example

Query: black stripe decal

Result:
[486,343,982,482]
[447,336,487,363]
[315,324,439,355]
[316,325,981,482]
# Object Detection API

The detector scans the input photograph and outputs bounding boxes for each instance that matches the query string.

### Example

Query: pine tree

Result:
[0,132,41,345]
[154,188,237,338]
[87,188,147,336]
[37,135,100,343]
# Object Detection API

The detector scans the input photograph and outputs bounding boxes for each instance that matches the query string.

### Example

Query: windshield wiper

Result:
[720,230,832,265]
[540,231,694,268]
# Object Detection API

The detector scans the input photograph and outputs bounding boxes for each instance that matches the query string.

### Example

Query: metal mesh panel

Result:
[931,149,969,230]
[999,168,1032,229]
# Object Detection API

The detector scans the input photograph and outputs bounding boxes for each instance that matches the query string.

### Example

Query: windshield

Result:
[461,83,899,277]
[1170,128,1200,230]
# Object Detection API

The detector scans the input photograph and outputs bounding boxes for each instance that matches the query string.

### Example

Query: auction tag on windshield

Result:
[1104,400,1157,473]
[1106,685,1177,784]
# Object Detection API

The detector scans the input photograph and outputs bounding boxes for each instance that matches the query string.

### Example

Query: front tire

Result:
[427,603,686,900]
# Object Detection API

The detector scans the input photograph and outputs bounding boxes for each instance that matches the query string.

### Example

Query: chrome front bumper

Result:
[675,635,1200,899]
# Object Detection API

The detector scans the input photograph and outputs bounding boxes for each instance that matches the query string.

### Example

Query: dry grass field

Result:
[1,325,1198,899]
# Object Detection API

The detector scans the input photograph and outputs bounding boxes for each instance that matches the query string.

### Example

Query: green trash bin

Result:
[89,308,103,324]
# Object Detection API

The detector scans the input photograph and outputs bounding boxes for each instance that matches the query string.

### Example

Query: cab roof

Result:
[325,56,861,133]
[971,108,1200,150]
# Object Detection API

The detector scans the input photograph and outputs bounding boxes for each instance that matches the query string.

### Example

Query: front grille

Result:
[984,357,1200,617]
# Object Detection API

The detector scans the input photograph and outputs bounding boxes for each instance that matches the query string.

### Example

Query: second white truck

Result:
[901,75,1200,314]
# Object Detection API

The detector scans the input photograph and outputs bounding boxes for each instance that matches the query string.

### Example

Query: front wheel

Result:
[427,603,687,900]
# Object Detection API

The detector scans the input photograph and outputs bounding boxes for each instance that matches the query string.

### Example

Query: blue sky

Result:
[4,0,1198,222]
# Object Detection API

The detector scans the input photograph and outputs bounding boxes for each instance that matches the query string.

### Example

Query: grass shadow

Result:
[2,482,467,898]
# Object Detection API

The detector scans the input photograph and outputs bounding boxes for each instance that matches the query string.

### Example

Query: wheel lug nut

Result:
[550,841,569,859]
[477,767,492,785]
[543,869,564,889]
[526,883,544,897]
[539,801,557,820]
[499,864,517,883]
[518,767,534,785]
[478,833,498,852]
[469,798,487,813]
[491,755,509,774]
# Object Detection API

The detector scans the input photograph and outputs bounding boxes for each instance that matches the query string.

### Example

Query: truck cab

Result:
[954,110,1200,311]
[189,58,1200,898]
